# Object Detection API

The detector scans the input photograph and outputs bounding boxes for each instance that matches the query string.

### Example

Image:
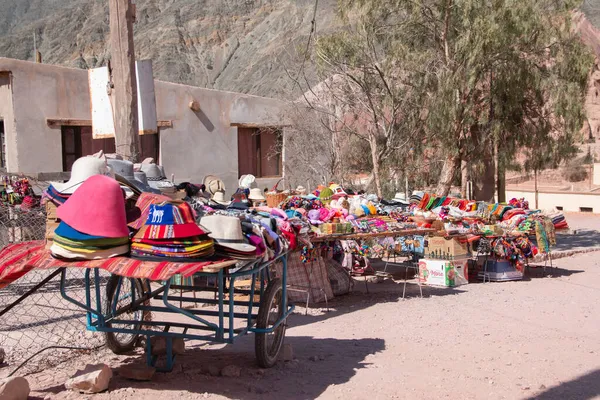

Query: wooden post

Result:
[534,169,539,209]
[108,0,141,162]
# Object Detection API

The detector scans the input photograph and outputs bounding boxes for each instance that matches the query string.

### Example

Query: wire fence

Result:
[0,202,111,376]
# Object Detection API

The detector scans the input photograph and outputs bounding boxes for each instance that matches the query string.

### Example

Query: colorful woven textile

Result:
[128,192,172,230]
[0,241,231,289]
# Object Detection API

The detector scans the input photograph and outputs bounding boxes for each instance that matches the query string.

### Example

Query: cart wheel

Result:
[104,275,146,354]
[255,278,287,368]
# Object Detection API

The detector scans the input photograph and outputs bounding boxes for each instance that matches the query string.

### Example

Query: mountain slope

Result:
[0,0,337,100]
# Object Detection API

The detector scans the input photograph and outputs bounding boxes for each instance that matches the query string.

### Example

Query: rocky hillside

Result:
[0,0,599,102]
[0,0,338,100]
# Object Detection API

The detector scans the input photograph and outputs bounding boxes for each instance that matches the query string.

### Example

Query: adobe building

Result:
[0,57,288,193]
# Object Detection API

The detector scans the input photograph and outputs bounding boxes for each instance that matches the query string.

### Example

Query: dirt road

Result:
[21,248,600,400]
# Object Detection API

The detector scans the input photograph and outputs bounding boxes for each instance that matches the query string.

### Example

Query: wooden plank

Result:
[136,60,158,135]
[33,172,70,181]
[157,120,173,128]
[47,119,91,128]
[47,118,171,131]
[109,0,140,162]
[231,123,291,128]
[201,259,238,273]
[88,66,115,137]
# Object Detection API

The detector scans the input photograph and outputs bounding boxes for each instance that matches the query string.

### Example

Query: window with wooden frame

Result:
[237,127,282,178]
[61,126,159,171]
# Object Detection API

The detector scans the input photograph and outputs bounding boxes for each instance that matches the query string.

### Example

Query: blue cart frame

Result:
[58,252,294,371]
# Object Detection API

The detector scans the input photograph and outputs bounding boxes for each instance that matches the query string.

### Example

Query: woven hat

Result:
[211,191,231,206]
[394,192,407,201]
[140,163,175,190]
[57,175,129,238]
[203,175,225,195]
[134,171,149,186]
[248,187,266,201]
[200,215,256,253]
[54,154,111,194]
[135,201,206,240]
[107,159,159,194]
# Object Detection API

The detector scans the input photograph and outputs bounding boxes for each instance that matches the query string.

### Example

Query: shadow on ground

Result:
[526,368,600,400]
[35,336,385,399]
[288,260,466,330]
[524,267,585,279]
[554,230,600,252]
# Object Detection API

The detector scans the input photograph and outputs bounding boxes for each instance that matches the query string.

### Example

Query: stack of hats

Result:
[108,159,160,196]
[410,191,424,204]
[50,175,130,260]
[549,211,568,230]
[130,201,215,261]
[200,215,257,260]
[44,185,71,205]
[140,164,176,195]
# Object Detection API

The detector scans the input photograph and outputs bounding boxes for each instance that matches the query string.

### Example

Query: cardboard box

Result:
[418,258,468,287]
[425,237,469,258]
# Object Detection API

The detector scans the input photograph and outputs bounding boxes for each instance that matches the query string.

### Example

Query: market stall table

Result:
[309,228,436,243]
[308,228,435,298]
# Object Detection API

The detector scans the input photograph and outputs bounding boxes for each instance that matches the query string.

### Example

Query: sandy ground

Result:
[15,255,599,399]
[4,213,600,399]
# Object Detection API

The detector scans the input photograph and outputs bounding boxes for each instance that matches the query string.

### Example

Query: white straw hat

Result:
[204,175,226,195]
[211,191,231,206]
[200,215,256,253]
[239,174,257,189]
[53,154,111,194]
[248,187,266,201]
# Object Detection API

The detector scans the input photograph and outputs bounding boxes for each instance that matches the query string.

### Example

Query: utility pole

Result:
[108,0,140,162]
[33,32,41,63]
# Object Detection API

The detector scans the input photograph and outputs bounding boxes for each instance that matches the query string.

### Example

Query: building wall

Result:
[506,189,600,213]
[0,72,17,171]
[0,58,286,194]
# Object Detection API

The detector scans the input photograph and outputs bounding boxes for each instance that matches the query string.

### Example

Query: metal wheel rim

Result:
[265,286,285,358]
[110,279,142,343]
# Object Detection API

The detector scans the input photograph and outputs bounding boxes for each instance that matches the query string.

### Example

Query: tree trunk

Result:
[460,159,468,198]
[534,169,539,209]
[369,136,383,198]
[473,155,496,202]
[436,155,460,196]
[496,160,506,203]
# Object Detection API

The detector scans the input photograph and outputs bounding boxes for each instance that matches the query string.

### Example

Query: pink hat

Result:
[57,175,129,238]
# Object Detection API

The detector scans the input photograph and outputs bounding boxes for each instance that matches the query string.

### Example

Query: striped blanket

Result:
[0,240,229,289]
